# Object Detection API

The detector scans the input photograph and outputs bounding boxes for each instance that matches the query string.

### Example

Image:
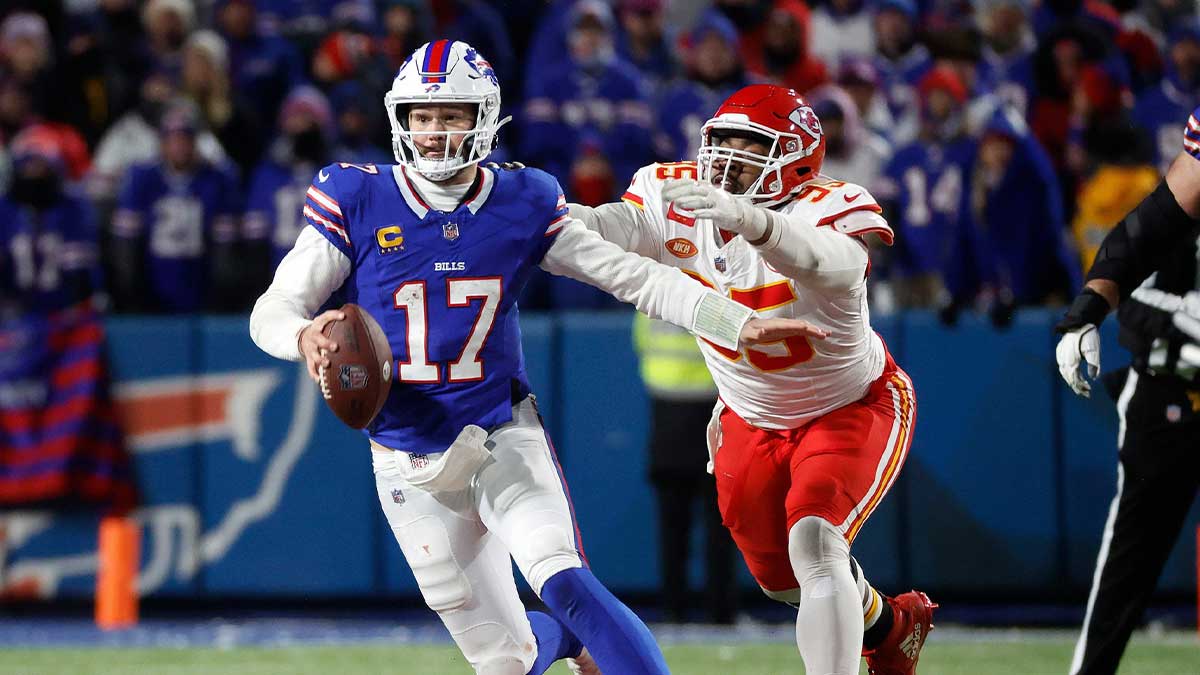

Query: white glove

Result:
[661,179,765,240]
[1056,324,1101,397]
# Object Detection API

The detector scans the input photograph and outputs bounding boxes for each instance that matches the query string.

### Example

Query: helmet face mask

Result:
[696,85,826,207]
[384,41,511,181]
[698,129,781,197]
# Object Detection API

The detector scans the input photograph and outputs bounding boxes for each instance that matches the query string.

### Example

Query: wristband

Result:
[1054,288,1111,334]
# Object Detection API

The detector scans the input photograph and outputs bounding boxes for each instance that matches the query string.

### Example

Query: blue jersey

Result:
[977,48,1035,117]
[874,46,933,132]
[521,57,654,192]
[875,138,975,292]
[305,162,569,454]
[654,78,747,162]
[113,162,240,313]
[245,159,322,270]
[1136,80,1197,172]
[964,112,1081,303]
[0,192,99,314]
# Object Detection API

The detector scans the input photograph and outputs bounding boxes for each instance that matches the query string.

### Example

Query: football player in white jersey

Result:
[571,84,936,675]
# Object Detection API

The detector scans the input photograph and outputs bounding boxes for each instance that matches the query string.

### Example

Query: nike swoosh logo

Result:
[319,170,330,183]
[844,192,861,202]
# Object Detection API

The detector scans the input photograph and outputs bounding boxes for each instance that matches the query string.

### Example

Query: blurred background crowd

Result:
[0,0,1196,321]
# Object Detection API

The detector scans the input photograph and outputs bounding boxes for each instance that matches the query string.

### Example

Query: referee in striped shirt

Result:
[1055,106,1200,675]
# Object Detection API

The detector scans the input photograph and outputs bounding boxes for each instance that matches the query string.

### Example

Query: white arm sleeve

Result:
[751,208,872,291]
[249,227,352,361]
[568,201,660,259]
[541,218,753,350]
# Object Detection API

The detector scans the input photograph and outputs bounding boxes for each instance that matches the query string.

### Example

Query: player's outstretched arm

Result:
[249,227,351,366]
[541,218,827,350]
[568,201,660,259]
[661,179,869,290]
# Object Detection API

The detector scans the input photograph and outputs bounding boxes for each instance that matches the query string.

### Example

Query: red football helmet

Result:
[697,84,826,207]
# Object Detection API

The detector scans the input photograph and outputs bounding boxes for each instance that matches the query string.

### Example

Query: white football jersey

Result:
[621,161,894,429]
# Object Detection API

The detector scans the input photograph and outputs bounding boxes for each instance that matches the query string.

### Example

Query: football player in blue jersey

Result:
[250,40,824,675]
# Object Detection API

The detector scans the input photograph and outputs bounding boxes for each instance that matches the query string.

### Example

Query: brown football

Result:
[319,304,394,429]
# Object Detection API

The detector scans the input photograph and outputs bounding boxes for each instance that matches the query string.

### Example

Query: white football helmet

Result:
[384,40,511,181]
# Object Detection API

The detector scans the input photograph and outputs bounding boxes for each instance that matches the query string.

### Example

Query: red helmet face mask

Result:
[697,84,826,208]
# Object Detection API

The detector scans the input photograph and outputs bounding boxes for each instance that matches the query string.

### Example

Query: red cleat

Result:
[863,590,938,675]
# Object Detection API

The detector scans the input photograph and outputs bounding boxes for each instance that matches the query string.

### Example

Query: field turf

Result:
[2,631,1196,674]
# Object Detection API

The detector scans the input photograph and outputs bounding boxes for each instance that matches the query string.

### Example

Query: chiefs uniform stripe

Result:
[621,191,645,209]
[816,204,883,227]
[731,280,796,312]
[843,370,916,542]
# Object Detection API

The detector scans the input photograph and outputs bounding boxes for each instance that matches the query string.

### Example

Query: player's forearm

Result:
[567,201,655,258]
[542,220,751,350]
[249,228,350,361]
[748,209,869,290]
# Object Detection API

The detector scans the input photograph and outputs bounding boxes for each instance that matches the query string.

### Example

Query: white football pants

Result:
[372,397,585,674]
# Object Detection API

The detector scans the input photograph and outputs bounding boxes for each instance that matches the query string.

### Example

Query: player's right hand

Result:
[740,318,829,346]
[1055,323,1100,397]
[298,309,346,383]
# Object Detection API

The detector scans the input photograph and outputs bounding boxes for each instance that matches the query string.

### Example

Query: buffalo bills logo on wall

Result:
[788,105,822,141]
[339,364,369,391]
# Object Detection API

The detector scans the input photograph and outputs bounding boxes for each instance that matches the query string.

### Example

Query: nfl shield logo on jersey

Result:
[391,488,405,504]
[714,256,727,273]
[443,222,460,241]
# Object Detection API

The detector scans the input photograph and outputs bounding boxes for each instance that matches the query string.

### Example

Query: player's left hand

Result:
[740,318,829,346]
[662,179,751,234]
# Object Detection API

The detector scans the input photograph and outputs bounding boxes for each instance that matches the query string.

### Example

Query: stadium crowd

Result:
[0,0,1196,320]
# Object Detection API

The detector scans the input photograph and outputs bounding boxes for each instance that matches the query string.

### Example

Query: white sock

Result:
[790,517,863,675]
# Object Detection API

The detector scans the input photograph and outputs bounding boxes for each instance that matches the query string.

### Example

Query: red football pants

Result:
[713,358,916,593]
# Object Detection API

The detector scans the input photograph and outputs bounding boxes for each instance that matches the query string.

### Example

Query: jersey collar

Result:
[392,165,495,218]
[393,164,431,219]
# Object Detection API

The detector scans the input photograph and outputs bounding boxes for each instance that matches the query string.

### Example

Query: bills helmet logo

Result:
[464,47,498,86]
[788,105,822,143]
[339,364,369,391]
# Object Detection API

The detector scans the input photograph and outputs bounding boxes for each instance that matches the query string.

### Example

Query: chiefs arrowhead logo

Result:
[665,237,698,259]
[788,105,823,141]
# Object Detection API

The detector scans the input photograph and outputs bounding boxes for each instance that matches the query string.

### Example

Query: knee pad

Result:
[394,516,472,612]
[454,621,535,675]
[510,521,581,595]
[788,516,850,588]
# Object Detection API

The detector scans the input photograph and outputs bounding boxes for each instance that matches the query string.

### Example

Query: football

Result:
[318,304,394,429]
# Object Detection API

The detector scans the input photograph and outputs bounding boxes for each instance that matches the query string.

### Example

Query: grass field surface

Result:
[2,629,1196,675]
